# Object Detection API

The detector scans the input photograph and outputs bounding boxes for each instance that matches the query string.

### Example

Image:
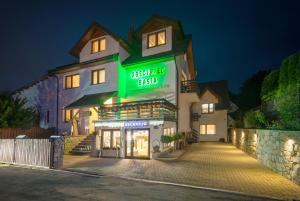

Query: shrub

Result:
[173,133,182,141]
[160,135,173,144]
[244,110,268,128]
[276,87,300,129]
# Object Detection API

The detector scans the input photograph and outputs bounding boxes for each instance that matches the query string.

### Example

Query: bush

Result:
[160,135,173,144]
[173,133,182,141]
[276,87,300,129]
[244,110,268,128]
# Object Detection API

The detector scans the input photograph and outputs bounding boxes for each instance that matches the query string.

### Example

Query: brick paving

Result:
[64,142,300,200]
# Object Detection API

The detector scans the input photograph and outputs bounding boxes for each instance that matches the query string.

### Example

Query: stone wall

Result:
[229,128,300,185]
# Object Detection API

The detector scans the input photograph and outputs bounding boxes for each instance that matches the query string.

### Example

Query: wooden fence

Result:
[0,139,52,168]
[0,127,54,139]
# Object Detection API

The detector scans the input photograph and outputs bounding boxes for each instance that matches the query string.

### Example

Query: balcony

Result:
[181,80,199,93]
[98,99,177,121]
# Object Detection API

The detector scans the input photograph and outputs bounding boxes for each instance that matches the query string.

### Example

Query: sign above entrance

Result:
[124,121,149,128]
[94,120,163,128]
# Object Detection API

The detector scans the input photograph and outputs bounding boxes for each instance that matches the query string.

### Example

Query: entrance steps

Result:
[70,135,95,155]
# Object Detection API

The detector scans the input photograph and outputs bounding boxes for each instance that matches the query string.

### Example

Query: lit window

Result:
[200,125,206,135]
[64,109,79,122]
[91,38,106,53]
[112,131,121,148]
[147,30,166,48]
[157,31,166,45]
[65,74,80,89]
[201,103,214,114]
[91,69,105,85]
[103,131,111,148]
[200,124,216,135]
[148,34,156,48]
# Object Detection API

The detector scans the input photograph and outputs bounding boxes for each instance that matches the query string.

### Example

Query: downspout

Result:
[53,75,59,135]
[174,56,179,133]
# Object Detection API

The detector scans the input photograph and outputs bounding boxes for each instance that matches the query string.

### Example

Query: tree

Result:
[0,92,37,128]
[235,70,271,111]
[260,69,279,101]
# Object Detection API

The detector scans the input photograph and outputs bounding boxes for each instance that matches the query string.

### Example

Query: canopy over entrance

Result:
[65,91,117,109]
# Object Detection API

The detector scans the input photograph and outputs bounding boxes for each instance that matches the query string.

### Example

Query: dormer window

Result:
[147,30,166,48]
[91,38,106,53]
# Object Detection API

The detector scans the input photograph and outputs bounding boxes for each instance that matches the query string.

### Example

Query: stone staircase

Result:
[70,135,95,155]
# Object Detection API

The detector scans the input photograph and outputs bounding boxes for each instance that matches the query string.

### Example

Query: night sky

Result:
[0,0,300,92]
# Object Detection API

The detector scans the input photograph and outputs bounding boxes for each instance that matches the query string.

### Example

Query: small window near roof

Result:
[91,38,106,53]
[147,30,166,48]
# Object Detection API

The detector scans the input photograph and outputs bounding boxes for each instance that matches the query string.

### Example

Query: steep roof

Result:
[69,22,131,58]
[122,35,192,66]
[135,15,185,40]
[199,80,230,110]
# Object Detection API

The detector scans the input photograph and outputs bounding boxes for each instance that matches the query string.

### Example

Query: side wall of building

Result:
[16,77,58,129]
[192,90,228,141]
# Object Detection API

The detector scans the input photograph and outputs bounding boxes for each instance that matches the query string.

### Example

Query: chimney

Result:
[128,26,135,44]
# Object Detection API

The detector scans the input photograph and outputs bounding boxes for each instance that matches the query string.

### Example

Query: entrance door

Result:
[126,129,150,159]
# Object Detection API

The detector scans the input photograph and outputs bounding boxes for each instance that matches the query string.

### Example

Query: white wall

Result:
[16,77,58,129]
[57,61,118,134]
[79,35,129,63]
[192,90,228,141]
[142,26,172,57]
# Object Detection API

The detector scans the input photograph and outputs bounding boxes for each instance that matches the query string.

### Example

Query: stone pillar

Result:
[50,136,64,169]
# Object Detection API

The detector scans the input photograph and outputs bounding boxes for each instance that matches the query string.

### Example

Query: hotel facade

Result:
[17,15,232,159]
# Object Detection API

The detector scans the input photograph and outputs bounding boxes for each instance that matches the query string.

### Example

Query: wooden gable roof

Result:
[69,22,130,58]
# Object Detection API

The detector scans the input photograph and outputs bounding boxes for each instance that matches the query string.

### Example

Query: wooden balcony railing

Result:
[181,80,199,93]
[98,99,177,121]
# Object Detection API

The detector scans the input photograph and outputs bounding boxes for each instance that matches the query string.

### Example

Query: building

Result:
[191,80,236,142]
[17,15,200,159]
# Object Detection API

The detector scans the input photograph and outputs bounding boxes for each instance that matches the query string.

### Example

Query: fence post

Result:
[49,136,64,169]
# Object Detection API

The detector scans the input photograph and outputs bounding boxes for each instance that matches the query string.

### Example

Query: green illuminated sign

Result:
[129,66,166,87]
[118,55,174,99]
[126,65,167,90]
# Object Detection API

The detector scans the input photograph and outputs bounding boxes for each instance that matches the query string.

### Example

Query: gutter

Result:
[53,75,59,135]
[174,56,179,133]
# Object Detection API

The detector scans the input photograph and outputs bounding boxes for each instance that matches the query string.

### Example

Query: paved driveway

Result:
[64,142,300,200]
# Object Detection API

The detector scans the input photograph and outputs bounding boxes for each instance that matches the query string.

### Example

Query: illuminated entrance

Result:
[125,129,150,159]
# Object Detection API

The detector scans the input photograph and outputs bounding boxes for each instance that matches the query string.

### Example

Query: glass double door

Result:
[126,129,150,159]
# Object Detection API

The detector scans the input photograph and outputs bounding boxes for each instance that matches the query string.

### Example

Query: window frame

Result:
[147,30,166,48]
[64,109,79,123]
[64,74,80,89]
[91,37,106,54]
[201,103,215,114]
[199,124,216,135]
[91,69,106,85]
